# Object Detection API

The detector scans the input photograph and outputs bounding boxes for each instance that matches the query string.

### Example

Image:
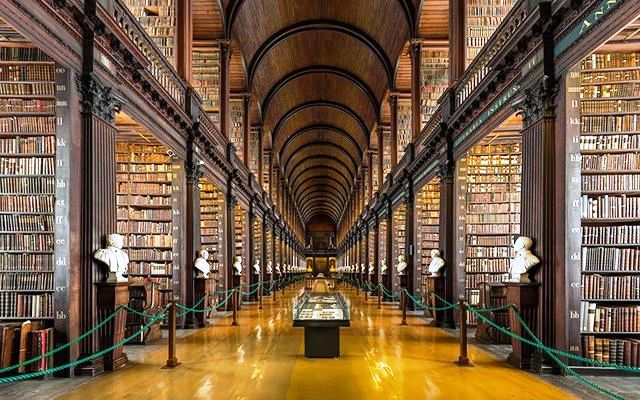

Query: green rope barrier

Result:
[124,305,164,319]
[379,284,401,298]
[175,290,235,314]
[238,284,262,297]
[0,305,125,375]
[406,291,459,311]
[511,308,623,400]
[0,305,169,383]
[468,304,514,313]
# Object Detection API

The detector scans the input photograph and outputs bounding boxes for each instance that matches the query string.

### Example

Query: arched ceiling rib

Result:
[226,0,416,225]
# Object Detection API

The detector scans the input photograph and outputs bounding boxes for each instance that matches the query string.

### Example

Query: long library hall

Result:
[1,0,640,399]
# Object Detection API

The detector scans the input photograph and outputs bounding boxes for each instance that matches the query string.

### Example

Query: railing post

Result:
[232,289,239,326]
[364,281,369,301]
[163,299,179,368]
[458,297,469,366]
[356,279,360,296]
[258,282,263,310]
[273,280,277,301]
[377,285,382,309]
[401,289,408,326]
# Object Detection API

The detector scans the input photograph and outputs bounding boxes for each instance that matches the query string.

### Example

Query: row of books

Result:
[0,293,53,318]
[0,177,53,193]
[582,174,640,192]
[467,143,521,154]
[0,65,54,82]
[0,116,54,133]
[581,115,640,132]
[0,195,53,213]
[128,262,171,275]
[117,194,171,207]
[116,153,171,163]
[581,247,640,272]
[465,258,509,272]
[117,182,172,195]
[0,254,53,271]
[581,336,640,367]
[467,183,521,194]
[580,134,640,151]
[116,172,172,182]
[581,83,640,99]
[0,272,53,290]
[466,246,512,258]
[465,273,506,289]
[0,233,53,251]
[581,153,638,171]
[0,214,52,231]
[582,225,640,245]
[0,136,55,153]
[581,100,640,114]
[466,224,518,234]
[581,194,640,219]
[582,274,640,300]
[0,48,50,62]
[581,301,640,332]
[117,208,171,220]
[0,99,55,113]
[0,322,54,372]
[582,53,640,69]
[465,192,519,203]
[0,83,54,97]
[117,221,171,234]
[467,235,511,246]
[128,248,172,261]
[117,163,171,173]
[467,203,517,214]
[466,214,516,224]
[124,234,172,248]
[0,157,54,175]
[467,174,521,184]
[466,165,521,175]
[581,70,640,84]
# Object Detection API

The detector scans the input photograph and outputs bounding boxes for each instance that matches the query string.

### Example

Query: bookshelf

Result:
[421,48,448,128]
[265,226,273,268]
[199,178,223,283]
[262,150,270,193]
[252,218,262,293]
[192,47,220,126]
[465,0,515,67]
[392,204,407,291]
[379,218,389,292]
[123,0,176,67]
[234,204,249,292]
[417,178,441,276]
[115,127,181,306]
[397,99,412,161]
[383,127,392,177]
[249,129,259,176]
[456,134,522,324]
[230,99,244,163]
[577,51,640,367]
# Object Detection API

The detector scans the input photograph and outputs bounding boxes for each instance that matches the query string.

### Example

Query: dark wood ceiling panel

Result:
[193,0,224,40]
[230,41,247,91]
[417,0,449,39]
[279,130,361,164]
[395,41,411,91]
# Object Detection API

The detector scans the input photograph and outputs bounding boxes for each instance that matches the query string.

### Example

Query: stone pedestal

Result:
[506,282,540,370]
[96,282,130,371]
[425,275,445,326]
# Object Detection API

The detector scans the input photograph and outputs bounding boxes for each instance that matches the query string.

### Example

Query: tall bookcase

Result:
[230,99,244,163]
[252,218,262,289]
[417,178,440,273]
[575,51,640,367]
[383,127,392,177]
[192,47,220,126]
[392,204,407,291]
[123,0,176,67]
[421,48,449,128]
[234,204,248,287]
[199,178,223,281]
[397,99,412,161]
[465,0,515,67]
[0,32,72,373]
[456,138,522,323]
[262,150,271,193]
[249,128,259,176]
[115,128,183,306]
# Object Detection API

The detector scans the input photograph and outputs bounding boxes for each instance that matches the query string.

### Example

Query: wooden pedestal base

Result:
[193,277,216,328]
[74,357,105,376]
[425,275,445,326]
[506,282,540,370]
[96,282,130,372]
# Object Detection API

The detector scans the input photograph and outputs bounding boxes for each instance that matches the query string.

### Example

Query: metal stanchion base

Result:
[162,358,181,369]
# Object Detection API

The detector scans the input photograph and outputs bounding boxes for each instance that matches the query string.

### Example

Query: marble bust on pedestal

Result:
[253,259,260,275]
[396,255,407,276]
[194,250,211,278]
[94,233,129,283]
[233,256,243,276]
[368,262,375,275]
[276,263,282,276]
[509,236,540,283]
[266,261,273,274]
[380,259,388,275]
[427,249,445,277]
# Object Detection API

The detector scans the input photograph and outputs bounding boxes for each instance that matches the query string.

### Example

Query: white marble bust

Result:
[253,259,260,275]
[94,233,129,283]
[275,263,282,275]
[509,236,540,283]
[427,249,445,277]
[266,260,273,274]
[368,261,375,275]
[233,256,243,276]
[396,255,407,276]
[194,249,211,278]
[380,259,388,275]
[360,263,365,274]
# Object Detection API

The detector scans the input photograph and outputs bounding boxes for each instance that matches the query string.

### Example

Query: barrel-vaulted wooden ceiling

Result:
[193,0,448,227]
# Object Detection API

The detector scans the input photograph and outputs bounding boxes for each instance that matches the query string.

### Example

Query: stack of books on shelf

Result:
[230,100,244,162]
[123,0,176,66]
[579,51,640,367]
[465,0,515,67]
[382,128,392,177]
[200,179,223,275]
[397,100,411,160]
[420,49,448,127]
[192,47,220,125]
[417,179,440,272]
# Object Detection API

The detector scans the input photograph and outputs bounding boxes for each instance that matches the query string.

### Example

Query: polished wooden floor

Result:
[60,284,575,400]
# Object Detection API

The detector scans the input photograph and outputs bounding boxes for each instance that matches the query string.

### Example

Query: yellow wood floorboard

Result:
[59,285,575,400]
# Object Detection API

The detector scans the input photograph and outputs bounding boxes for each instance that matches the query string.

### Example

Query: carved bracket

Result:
[77,73,124,123]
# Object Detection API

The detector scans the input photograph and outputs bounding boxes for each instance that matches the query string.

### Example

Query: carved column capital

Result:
[185,159,204,183]
[388,94,399,107]
[77,73,123,124]
[515,75,559,124]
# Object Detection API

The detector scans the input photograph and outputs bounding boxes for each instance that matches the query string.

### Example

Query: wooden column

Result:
[405,188,418,307]
[248,205,256,299]
[225,184,237,306]
[367,152,373,199]
[384,200,394,299]
[176,0,192,82]
[372,217,380,287]
[377,126,384,185]
[449,0,465,84]
[219,40,231,137]
[410,40,422,140]
[389,95,399,169]
[242,94,250,165]
[258,127,264,189]
[438,159,457,328]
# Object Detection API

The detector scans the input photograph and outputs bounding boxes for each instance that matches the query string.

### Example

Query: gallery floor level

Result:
[0,0,640,399]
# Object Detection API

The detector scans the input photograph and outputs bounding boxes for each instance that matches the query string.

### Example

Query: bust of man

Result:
[360,264,365,274]
[428,249,445,277]
[275,263,282,275]
[380,259,388,275]
[266,260,273,274]
[233,256,243,276]
[509,236,540,283]
[368,262,375,275]
[94,233,129,283]
[396,255,407,275]
[194,250,211,278]
[253,259,260,275]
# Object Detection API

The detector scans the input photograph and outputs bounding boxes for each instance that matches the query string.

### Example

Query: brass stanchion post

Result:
[458,297,469,366]
[258,282,263,310]
[163,299,179,368]
[401,289,408,326]
[232,290,239,326]
[377,285,382,309]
